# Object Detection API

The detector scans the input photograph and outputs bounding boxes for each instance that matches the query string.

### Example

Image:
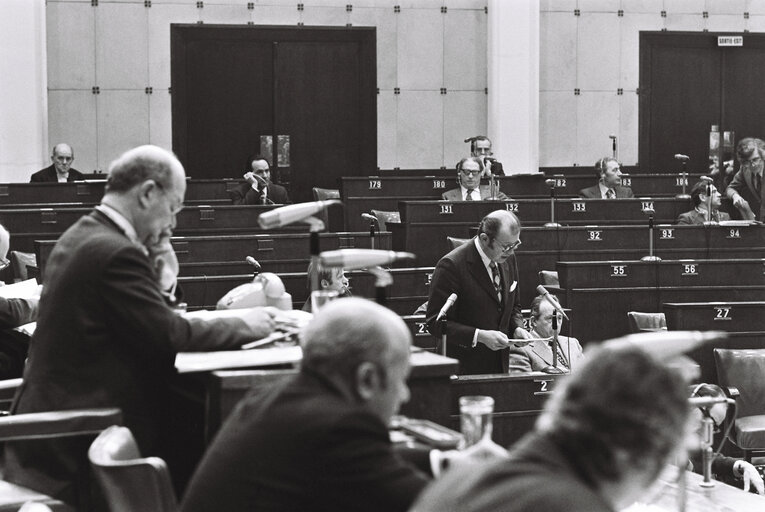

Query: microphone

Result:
[674,154,690,161]
[245,256,261,270]
[436,293,458,321]
[643,206,655,215]
[689,396,735,407]
[257,200,341,229]
[536,285,569,320]
[700,175,714,183]
[545,178,556,188]
[609,134,617,140]
[319,249,415,270]
[361,213,378,224]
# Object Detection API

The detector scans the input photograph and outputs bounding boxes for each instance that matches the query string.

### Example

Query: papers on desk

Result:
[175,345,302,373]
[0,279,39,299]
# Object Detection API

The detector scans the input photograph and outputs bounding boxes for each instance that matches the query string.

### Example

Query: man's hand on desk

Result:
[735,460,765,495]
[438,437,508,473]
[476,330,510,351]
[239,307,278,339]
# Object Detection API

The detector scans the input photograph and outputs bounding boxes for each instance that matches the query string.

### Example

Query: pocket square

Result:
[509,280,517,292]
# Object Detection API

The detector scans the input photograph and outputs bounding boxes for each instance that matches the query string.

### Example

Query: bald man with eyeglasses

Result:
[441,157,508,201]
[426,209,530,374]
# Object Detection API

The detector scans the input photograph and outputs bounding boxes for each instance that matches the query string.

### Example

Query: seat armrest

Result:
[0,408,122,442]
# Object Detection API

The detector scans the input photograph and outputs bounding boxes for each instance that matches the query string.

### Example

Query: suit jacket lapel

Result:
[466,242,501,304]
[530,339,554,366]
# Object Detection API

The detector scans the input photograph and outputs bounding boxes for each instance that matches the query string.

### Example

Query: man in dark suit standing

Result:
[411,343,691,512]
[726,137,765,221]
[467,135,504,176]
[6,145,277,509]
[30,143,85,182]
[578,157,634,199]
[231,154,291,205]
[182,298,506,512]
[426,210,531,374]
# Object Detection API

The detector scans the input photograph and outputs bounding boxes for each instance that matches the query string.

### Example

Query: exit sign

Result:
[718,36,743,46]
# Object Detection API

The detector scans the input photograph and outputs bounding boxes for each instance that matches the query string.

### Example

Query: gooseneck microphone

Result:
[319,249,415,270]
[536,285,569,320]
[257,200,341,229]
[674,154,690,161]
[436,293,458,321]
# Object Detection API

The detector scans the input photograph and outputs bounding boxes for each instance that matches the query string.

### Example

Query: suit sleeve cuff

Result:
[472,329,479,348]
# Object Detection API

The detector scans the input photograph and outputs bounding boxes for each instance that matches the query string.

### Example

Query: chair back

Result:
[538,270,559,287]
[89,426,177,512]
[311,187,340,230]
[370,210,400,232]
[715,349,765,418]
[446,237,469,251]
[10,251,36,282]
[627,311,667,333]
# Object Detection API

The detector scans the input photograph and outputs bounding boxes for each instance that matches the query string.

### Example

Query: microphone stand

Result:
[677,161,690,200]
[706,182,715,223]
[306,216,325,292]
[699,413,715,488]
[544,181,560,228]
[369,217,376,250]
[611,136,618,160]
[641,210,661,262]
[489,171,497,200]
[543,315,565,375]
[366,266,392,307]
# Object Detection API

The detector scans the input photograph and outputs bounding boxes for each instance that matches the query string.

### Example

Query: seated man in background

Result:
[688,383,764,494]
[441,157,508,201]
[302,259,351,312]
[411,343,691,512]
[578,157,634,199]
[466,135,504,176]
[6,145,276,510]
[231,154,291,205]
[726,137,765,222]
[677,180,730,224]
[182,298,506,512]
[508,294,583,373]
[30,143,85,183]
[0,223,39,379]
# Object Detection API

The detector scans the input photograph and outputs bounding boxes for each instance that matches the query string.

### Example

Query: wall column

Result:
[0,0,47,182]
[487,0,539,175]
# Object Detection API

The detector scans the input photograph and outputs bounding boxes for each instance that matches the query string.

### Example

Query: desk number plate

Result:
[432,179,446,189]
[610,264,627,277]
[681,263,698,276]
[439,203,453,215]
[713,306,732,321]
[533,378,555,396]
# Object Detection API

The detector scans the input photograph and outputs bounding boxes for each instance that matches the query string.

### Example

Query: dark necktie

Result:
[549,341,569,370]
[605,188,615,199]
[260,187,268,205]
[489,262,502,301]
[465,189,475,201]
[755,173,762,196]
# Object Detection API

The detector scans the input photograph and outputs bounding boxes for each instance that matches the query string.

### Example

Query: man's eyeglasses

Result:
[155,181,184,215]
[495,239,522,252]
[742,156,763,169]
[460,169,482,176]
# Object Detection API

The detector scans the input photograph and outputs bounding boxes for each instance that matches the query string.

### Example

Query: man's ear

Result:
[137,180,158,208]
[355,361,380,402]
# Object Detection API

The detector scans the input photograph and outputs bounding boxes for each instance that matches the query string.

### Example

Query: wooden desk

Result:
[450,373,566,448]
[664,302,765,383]
[0,179,245,206]
[34,231,393,281]
[392,198,690,267]
[5,204,286,253]
[178,266,435,315]
[642,466,765,511]
[554,259,765,345]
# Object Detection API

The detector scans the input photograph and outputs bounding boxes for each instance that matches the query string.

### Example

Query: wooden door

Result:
[171,25,376,203]
[640,32,765,175]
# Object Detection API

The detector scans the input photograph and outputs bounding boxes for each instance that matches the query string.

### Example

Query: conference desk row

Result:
[34,231,393,281]
[552,259,765,344]
[342,173,704,231]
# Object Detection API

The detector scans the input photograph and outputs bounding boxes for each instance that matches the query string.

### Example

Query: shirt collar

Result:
[95,203,146,253]
[460,184,477,200]
[474,237,493,270]
[598,182,612,198]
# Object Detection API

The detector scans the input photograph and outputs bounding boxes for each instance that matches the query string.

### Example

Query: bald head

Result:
[105,145,185,194]
[0,224,9,260]
[51,144,74,176]
[301,298,411,380]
